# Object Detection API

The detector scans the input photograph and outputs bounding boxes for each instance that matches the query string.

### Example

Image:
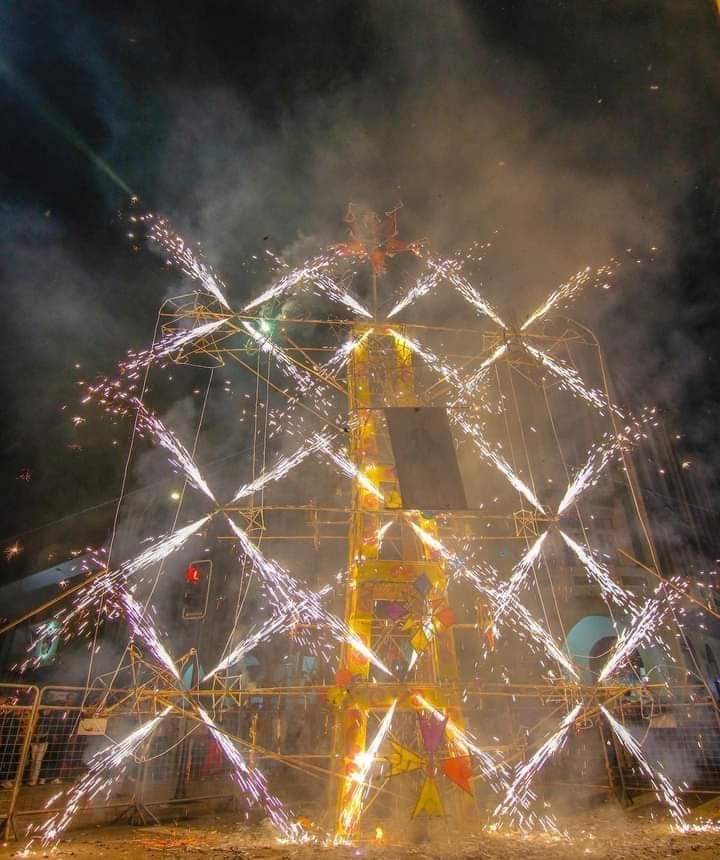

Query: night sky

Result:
[1,1,719,577]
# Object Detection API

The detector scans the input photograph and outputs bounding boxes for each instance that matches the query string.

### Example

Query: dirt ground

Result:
[3,811,719,860]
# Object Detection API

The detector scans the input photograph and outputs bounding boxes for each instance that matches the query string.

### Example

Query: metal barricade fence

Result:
[5,686,150,839]
[0,684,39,839]
[606,693,720,802]
[2,683,720,839]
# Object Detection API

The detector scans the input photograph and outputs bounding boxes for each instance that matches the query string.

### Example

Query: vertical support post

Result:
[332,325,471,839]
[4,686,40,841]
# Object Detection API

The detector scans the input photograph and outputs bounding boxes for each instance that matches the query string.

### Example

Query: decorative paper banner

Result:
[386,601,409,621]
[410,627,431,653]
[418,712,447,753]
[412,776,444,818]
[414,573,433,596]
[388,741,424,777]
[442,755,473,794]
[335,667,353,688]
[434,605,455,630]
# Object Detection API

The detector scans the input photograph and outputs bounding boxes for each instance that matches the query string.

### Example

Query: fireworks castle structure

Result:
[7,204,720,846]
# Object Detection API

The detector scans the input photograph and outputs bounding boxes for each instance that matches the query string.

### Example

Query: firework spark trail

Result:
[560,531,636,611]
[601,706,687,826]
[317,440,385,501]
[242,322,325,396]
[225,516,391,676]
[452,413,546,514]
[321,329,374,376]
[232,432,333,501]
[119,517,212,578]
[310,270,372,319]
[415,694,510,791]
[30,517,211,662]
[557,439,617,516]
[408,521,579,679]
[120,591,180,679]
[148,218,231,309]
[557,430,632,517]
[462,343,509,397]
[390,329,475,400]
[242,254,332,311]
[524,343,622,416]
[121,319,227,377]
[243,253,371,318]
[494,703,583,827]
[388,242,496,319]
[35,707,171,847]
[598,596,666,681]
[520,262,617,331]
[494,532,549,624]
[480,573,580,680]
[407,612,436,671]
[387,263,445,318]
[132,399,217,503]
[204,586,332,680]
[440,261,506,329]
[242,323,339,424]
[336,700,397,840]
[556,409,658,517]
[196,707,304,841]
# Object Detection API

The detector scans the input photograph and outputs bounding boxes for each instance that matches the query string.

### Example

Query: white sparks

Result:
[149,218,231,309]
[232,432,333,501]
[601,706,687,826]
[336,700,397,839]
[560,531,635,610]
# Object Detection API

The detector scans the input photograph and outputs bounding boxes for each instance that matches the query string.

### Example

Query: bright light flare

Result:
[463,343,508,397]
[434,258,506,328]
[205,585,332,679]
[29,516,210,665]
[120,591,180,680]
[409,520,579,679]
[387,264,445,318]
[242,322,323,397]
[317,441,384,501]
[390,329,475,400]
[336,700,397,840]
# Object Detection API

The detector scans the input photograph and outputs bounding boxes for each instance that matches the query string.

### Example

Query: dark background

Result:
[1,0,719,578]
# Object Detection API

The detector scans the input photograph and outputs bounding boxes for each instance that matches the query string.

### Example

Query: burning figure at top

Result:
[333,203,423,275]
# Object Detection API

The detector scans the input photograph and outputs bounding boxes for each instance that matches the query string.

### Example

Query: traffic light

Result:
[182,560,212,620]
